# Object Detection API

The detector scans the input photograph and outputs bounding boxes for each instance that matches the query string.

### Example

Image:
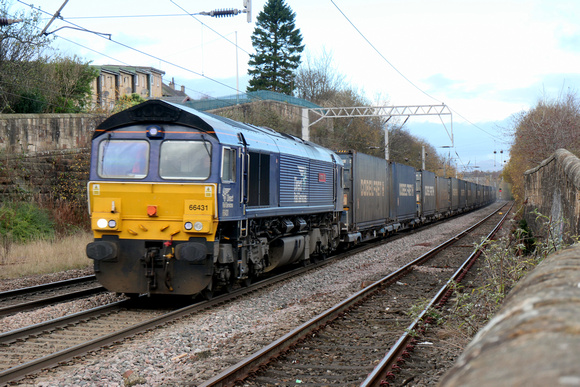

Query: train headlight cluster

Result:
[97,218,117,229]
[183,221,205,232]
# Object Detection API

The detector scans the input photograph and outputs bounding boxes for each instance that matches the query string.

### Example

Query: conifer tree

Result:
[247,0,304,94]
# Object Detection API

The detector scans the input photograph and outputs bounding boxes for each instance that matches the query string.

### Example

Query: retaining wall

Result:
[439,149,580,385]
[439,243,580,386]
[0,113,106,153]
[523,149,580,244]
[0,114,105,203]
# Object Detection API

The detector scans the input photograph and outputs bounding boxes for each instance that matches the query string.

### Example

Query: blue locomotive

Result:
[86,100,495,297]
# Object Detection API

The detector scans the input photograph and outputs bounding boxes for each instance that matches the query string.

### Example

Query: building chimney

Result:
[181,85,185,93]
[170,77,175,90]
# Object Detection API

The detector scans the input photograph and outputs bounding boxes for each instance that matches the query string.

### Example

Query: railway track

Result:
[200,202,513,386]
[0,239,391,385]
[0,275,105,318]
[0,203,503,385]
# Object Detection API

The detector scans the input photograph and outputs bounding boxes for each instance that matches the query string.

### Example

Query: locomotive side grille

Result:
[279,154,309,206]
[309,160,334,206]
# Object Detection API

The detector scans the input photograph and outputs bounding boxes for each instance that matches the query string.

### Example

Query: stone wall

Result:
[0,114,104,203]
[523,148,580,243]
[0,113,106,153]
[0,149,89,203]
[439,243,580,386]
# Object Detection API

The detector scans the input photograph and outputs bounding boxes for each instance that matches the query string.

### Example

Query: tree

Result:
[503,90,580,202]
[388,126,448,173]
[247,0,304,95]
[294,49,346,104]
[0,2,97,113]
[112,93,147,113]
[0,2,53,112]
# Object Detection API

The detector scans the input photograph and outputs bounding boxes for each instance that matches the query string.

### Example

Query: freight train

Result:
[86,100,496,298]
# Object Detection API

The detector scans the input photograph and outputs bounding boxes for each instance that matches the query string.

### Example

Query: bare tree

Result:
[294,48,347,105]
[504,89,580,202]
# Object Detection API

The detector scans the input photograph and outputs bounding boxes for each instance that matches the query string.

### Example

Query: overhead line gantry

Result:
[301,104,453,160]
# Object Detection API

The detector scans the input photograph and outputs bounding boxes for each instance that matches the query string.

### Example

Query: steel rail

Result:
[199,202,511,387]
[361,201,513,386]
[0,275,97,300]
[0,251,360,385]
[0,285,106,317]
[0,203,501,385]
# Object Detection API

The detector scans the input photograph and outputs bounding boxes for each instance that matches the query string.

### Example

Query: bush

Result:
[0,202,55,243]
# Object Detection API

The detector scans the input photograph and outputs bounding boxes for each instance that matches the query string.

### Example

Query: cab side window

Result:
[222,148,236,182]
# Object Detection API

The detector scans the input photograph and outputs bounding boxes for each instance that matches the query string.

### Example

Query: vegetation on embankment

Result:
[0,200,91,279]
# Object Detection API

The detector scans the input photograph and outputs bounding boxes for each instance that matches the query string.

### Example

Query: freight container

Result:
[466,182,476,208]
[475,183,483,206]
[458,179,467,210]
[436,176,451,215]
[450,177,459,211]
[338,151,390,241]
[417,170,437,218]
[391,162,417,222]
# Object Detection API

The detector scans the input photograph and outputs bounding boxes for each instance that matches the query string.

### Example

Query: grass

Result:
[0,231,93,279]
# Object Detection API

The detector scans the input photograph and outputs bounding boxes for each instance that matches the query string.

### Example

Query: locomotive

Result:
[86,100,495,298]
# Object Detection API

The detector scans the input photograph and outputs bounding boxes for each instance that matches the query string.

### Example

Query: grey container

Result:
[467,182,476,207]
[450,177,459,211]
[391,162,417,222]
[417,170,437,217]
[338,151,390,232]
[436,176,451,215]
[458,179,467,209]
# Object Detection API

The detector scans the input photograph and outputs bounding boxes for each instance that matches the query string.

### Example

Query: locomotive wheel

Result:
[221,281,234,293]
[241,277,252,287]
[200,282,214,300]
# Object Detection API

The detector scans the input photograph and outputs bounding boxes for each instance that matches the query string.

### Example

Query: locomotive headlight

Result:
[108,220,117,228]
[194,221,203,231]
[97,218,108,229]
[146,125,164,139]
[184,222,193,230]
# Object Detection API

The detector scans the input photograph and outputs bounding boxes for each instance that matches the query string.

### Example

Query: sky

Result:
[10,0,580,172]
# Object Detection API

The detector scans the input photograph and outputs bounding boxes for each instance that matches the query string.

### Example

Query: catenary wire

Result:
[16,0,250,99]
[329,0,506,144]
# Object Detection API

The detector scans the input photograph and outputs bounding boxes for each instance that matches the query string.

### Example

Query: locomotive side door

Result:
[219,146,239,218]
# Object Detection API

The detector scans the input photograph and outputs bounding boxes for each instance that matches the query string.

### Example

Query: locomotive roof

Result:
[95,99,339,163]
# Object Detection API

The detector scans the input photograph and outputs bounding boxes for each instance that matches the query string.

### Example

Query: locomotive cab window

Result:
[98,140,149,179]
[221,148,236,182]
[159,140,211,180]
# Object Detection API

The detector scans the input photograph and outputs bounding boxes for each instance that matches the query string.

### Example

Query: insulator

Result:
[0,18,22,26]
[211,9,239,18]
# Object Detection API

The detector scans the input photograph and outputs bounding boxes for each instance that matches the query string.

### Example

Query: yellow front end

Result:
[88,182,218,242]
[86,181,218,296]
